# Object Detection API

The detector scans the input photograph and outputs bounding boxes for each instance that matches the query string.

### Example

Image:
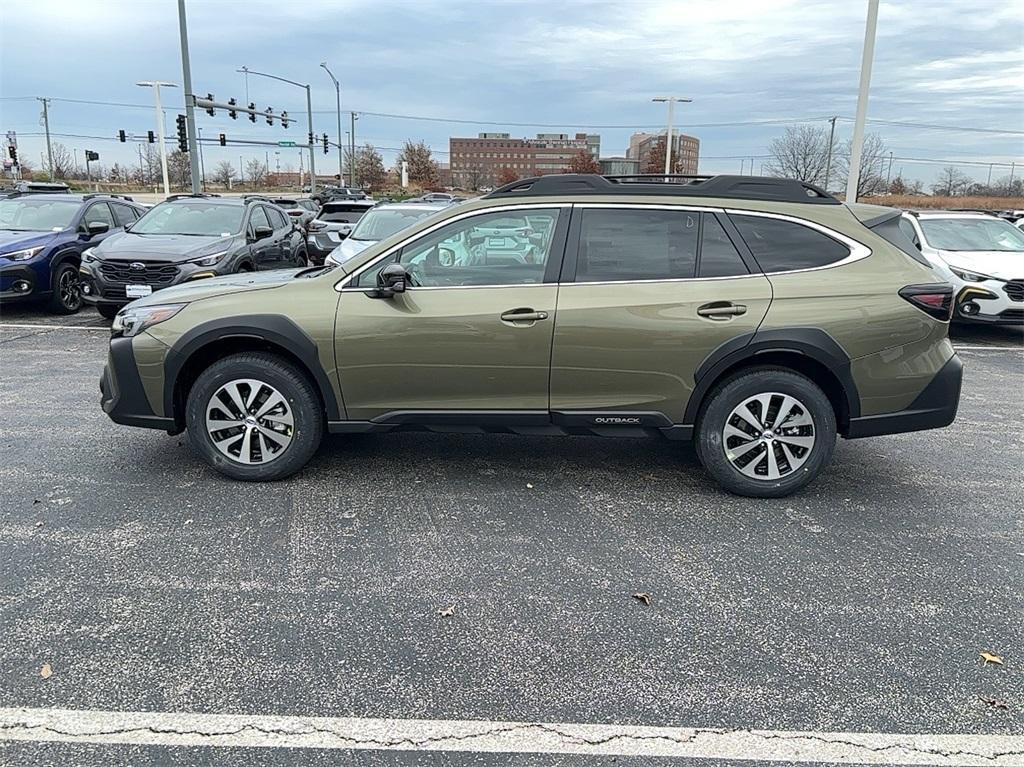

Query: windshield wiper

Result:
[295,264,337,278]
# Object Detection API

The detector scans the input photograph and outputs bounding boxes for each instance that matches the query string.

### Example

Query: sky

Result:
[1,0,1022,187]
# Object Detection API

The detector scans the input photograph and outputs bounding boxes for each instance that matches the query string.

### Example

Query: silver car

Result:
[306,200,377,263]
[325,201,451,266]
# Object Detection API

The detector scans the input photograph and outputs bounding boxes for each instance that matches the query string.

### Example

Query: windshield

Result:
[350,207,437,240]
[920,217,1024,252]
[0,198,80,231]
[132,202,244,236]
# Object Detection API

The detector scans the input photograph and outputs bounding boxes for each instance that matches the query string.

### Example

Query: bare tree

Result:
[764,125,834,186]
[837,133,888,198]
[212,160,237,187]
[396,140,439,186]
[245,158,268,188]
[931,166,971,197]
[643,137,685,174]
[167,150,191,190]
[43,142,75,179]
[356,144,386,191]
[459,164,490,190]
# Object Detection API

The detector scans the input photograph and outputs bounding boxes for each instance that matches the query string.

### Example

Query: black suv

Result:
[79,195,306,319]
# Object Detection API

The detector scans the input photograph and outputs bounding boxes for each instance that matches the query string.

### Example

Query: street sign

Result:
[5,131,16,147]
[278,140,296,147]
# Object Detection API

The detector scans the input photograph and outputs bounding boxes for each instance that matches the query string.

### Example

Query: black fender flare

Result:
[49,248,82,286]
[163,314,342,421]
[682,327,861,425]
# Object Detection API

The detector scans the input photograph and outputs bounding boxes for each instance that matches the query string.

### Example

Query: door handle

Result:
[697,303,747,319]
[500,308,549,323]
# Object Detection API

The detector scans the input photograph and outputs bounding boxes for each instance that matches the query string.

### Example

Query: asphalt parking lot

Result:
[1,306,1022,766]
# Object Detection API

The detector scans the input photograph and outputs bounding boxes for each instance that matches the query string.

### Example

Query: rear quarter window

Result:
[730,214,851,272]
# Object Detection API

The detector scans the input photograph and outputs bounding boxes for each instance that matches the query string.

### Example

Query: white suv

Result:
[899,211,1024,325]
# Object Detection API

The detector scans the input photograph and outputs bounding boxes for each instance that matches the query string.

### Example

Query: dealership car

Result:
[0,192,145,313]
[267,197,319,230]
[306,199,376,263]
[900,211,1024,324]
[326,201,450,266]
[100,173,962,497]
[80,195,307,319]
[312,186,369,205]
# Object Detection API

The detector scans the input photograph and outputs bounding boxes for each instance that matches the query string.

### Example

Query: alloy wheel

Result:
[205,378,294,465]
[59,269,82,310]
[722,392,816,481]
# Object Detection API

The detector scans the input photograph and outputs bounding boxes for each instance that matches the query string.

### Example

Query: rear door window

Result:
[575,208,698,282]
[111,204,139,228]
[730,214,850,272]
[82,202,115,230]
[267,207,289,230]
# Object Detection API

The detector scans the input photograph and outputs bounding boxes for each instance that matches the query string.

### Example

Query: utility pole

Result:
[239,155,244,185]
[137,81,176,197]
[845,0,879,202]
[38,98,54,180]
[137,144,145,186]
[197,127,206,190]
[176,0,202,193]
[886,150,894,186]
[321,62,344,183]
[824,116,838,192]
[987,163,993,186]
[1010,161,1016,186]
[652,96,692,175]
[350,112,358,187]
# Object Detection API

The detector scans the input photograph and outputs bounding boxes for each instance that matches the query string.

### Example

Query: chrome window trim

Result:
[725,208,871,275]
[559,273,763,287]
[333,202,571,292]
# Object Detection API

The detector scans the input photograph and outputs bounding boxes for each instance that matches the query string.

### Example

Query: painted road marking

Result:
[0,323,107,331]
[954,346,1023,351]
[0,707,1022,765]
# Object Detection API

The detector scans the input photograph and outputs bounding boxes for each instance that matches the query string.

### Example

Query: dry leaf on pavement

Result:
[40,664,52,679]
[980,652,1004,665]
[438,605,455,617]
[978,695,1009,710]
[633,592,652,606]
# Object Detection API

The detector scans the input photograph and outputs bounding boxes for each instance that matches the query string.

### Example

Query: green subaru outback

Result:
[100,174,962,497]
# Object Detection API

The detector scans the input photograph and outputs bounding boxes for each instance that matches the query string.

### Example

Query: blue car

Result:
[0,193,146,314]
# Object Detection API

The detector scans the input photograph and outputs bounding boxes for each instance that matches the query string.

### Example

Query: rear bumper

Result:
[845,353,963,439]
[100,336,176,431]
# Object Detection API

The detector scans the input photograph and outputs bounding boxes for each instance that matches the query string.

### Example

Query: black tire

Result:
[294,246,309,267]
[97,304,119,321]
[185,352,324,481]
[47,261,82,314]
[695,367,836,498]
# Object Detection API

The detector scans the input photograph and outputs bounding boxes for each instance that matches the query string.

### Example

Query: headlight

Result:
[82,247,98,263]
[188,250,229,267]
[4,246,44,262]
[949,266,997,283]
[111,304,185,338]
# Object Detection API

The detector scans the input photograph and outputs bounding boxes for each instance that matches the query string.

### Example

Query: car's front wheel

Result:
[185,352,324,481]
[695,367,836,498]
[48,262,82,314]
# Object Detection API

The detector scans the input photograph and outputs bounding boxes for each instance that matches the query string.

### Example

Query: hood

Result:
[327,236,374,265]
[0,229,58,254]
[127,268,302,307]
[95,231,241,263]
[936,249,1024,280]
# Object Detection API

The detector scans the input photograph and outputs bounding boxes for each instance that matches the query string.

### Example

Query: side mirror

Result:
[374,262,408,298]
[86,221,110,237]
[253,225,273,241]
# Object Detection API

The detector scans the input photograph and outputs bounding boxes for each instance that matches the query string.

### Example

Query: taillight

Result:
[899,284,954,321]
[287,210,303,217]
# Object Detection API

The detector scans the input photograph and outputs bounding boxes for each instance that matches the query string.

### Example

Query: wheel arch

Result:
[49,247,82,282]
[164,314,342,429]
[684,328,860,434]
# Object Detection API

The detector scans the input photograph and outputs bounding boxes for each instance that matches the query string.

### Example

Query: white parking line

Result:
[954,345,1023,351]
[1,707,1021,765]
[0,323,107,331]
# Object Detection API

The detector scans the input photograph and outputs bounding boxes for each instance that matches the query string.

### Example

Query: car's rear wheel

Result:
[48,262,82,314]
[97,305,119,321]
[695,367,836,498]
[185,352,323,481]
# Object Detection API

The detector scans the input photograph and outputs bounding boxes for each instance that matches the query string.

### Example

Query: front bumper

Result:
[846,354,963,439]
[80,260,227,308]
[0,263,41,301]
[100,336,176,431]
[953,284,1024,325]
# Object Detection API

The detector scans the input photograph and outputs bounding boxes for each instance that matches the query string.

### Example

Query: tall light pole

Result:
[845,0,879,202]
[652,96,692,175]
[238,66,317,194]
[137,81,176,197]
[37,98,54,180]
[350,112,359,187]
[320,62,343,183]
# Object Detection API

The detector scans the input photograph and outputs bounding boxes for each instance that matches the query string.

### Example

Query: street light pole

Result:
[37,98,54,180]
[320,62,343,183]
[137,81,176,197]
[845,0,880,202]
[350,112,358,187]
[652,96,692,176]
[237,66,317,195]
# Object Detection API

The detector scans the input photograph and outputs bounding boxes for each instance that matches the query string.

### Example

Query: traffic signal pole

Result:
[177,0,202,194]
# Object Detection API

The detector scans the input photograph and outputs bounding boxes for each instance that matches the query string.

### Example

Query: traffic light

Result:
[147,131,155,144]
[308,132,314,147]
[219,133,226,147]
[323,133,329,154]
[281,110,289,128]
[228,98,237,120]
[85,150,99,162]
[118,129,126,143]
[248,103,256,123]
[266,107,274,126]
[176,114,188,152]
[205,94,215,117]
[7,145,17,164]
